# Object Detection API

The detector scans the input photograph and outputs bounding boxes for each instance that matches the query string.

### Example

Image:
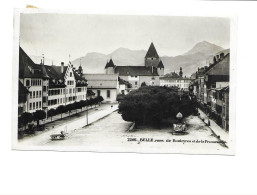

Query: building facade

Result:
[189,52,230,131]
[105,42,164,90]
[160,68,191,91]
[19,47,88,115]
[83,74,119,103]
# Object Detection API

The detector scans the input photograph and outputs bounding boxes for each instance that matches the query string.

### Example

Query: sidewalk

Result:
[17,104,118,146]
[198,109,230,145]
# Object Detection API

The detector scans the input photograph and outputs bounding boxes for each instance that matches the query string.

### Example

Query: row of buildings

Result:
[189,52,230,131]
[18,42,194,118]
[19,47,88,117]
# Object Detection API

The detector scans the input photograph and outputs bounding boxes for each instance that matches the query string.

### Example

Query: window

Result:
[43,86,46,92]
[33,102,35,110]
[70,72,72,77]
[30,92,32,98]
[36,91,38,98]
[39,101,41,108]
[26,80,30,86]
[33,91,35,98]
[97,90,100,97]
[30,103,32,110]
[107,90,110,98]
[135,81,138,85]
[36,102,38,109]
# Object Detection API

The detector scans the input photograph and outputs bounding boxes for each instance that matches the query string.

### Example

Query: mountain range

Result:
[29,41,229,76]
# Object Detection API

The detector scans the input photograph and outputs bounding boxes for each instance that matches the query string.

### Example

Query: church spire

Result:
[145,42,159,58]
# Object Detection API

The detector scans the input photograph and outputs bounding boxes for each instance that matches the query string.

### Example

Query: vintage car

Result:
[50,131,67,141]
[173,122,186,132]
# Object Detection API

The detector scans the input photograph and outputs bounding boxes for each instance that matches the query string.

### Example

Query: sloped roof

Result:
[87,89,95,96]
[160,72,191,80]
[19,47,43,78]
[105,59,115,68]
[51,65,68,80]
[157,60,164,68]
[145,42,159,58]
[204,54,230,76]
[162,72,180,78]
[115,66,159,76]
[83,74,118,89]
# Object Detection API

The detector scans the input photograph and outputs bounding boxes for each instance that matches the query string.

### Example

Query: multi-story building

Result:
[160,68,191,91]
[19,47,88,114]
[189,52,230,131]
[19,47,44,113]
[18,81,29,116]
[105,42,164,89]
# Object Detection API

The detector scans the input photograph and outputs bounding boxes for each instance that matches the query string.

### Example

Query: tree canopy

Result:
[33,110,46,126]
[118,86,196,127]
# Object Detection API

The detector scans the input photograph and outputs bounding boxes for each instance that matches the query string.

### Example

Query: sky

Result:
[20,13,230,63]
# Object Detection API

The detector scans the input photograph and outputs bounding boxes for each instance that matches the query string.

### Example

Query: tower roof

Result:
[145,42,159,58]
[105,59,115,69]
[157,60,164,68]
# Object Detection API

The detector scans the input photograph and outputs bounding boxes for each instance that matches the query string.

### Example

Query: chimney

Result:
[216,55,220,61]
[220,53,224,60]
[61,62,64,73]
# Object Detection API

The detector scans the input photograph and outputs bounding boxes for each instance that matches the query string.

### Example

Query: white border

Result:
[12,9,237,155]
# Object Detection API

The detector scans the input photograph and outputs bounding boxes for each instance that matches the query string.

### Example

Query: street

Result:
[16,107,230,154]
[16,104,118,148]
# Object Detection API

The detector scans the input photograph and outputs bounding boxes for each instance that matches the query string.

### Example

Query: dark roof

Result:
[87,90,95,96]
[157,60,164,68]
[162,72,180,78]
[19,47,43,78]
[115,66,159,76]
[160,72,191,80]
[105,59,115,68]
[204,54,230,76]
[145,42,159,58]
[51,65,68,80]
[18,81,29,103]
[118,77,132,86]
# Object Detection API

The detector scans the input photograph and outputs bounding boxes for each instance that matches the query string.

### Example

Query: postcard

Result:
[12,9,236,154]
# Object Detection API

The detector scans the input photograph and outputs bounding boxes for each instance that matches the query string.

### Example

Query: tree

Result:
[88,98,93,108]
[73,101,82,113]
[20,112,33,130]
[141,82,147,87]
[47,109,56,121]
[116,93,125,102]
[118,86,196,128]
[97,96,104,105]
[56,105,67,119]
[66,103,75,116]
[33,110,46,126]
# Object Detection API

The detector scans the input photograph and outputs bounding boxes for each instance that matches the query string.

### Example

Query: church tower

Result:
[105,58,115,74]
[145,42,160,68]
